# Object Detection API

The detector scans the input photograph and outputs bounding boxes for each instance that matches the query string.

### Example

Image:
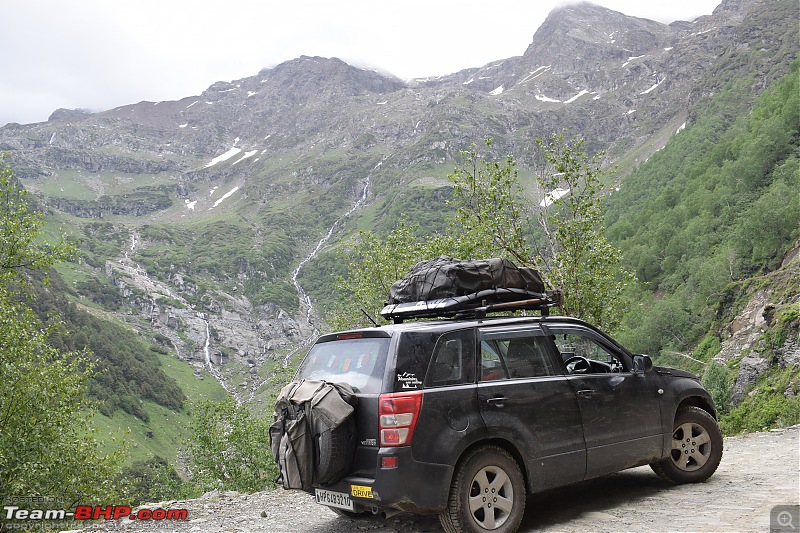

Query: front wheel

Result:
[651,406,723,483]
[440,445,525,533]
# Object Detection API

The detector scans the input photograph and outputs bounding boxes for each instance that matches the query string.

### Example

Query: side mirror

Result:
[633,354,653,374]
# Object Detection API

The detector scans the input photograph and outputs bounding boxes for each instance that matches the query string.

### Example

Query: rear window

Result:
[296,337,390,393]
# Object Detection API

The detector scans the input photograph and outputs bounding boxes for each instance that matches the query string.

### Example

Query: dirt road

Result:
[75,426,799,533]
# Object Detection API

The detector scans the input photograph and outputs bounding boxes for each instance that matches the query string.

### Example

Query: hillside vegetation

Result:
[605,61,800,430]
[28,271,187,419]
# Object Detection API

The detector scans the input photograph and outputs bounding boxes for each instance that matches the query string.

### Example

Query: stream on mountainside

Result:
[202,314,212,370]
[290,175,371,323]
[282,166,378,367]
[113,231,234,397]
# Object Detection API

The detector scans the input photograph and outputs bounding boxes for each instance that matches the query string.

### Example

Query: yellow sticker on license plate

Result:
[350,485,373,499]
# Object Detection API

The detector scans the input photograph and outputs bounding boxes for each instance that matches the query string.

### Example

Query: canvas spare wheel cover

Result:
[269,380,357,490]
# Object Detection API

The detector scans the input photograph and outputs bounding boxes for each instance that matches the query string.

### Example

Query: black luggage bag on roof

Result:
[388,256,545,304]
[382,257,557,321]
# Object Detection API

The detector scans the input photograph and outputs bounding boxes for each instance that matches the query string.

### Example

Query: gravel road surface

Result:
[72,426,799,533]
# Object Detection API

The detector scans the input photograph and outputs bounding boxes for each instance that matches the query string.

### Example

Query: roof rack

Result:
[380,288,562,323]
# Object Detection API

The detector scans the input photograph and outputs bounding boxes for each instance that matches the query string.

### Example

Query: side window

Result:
[551,331,625,374]
[481,340,507,381]
[480,329,556,381]
[504,337,555,378]
[424,329,475,388]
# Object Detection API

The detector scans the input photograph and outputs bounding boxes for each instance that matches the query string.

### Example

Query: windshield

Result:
[296,337,390,393]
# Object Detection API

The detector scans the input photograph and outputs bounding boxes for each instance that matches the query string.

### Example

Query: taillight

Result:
[379,391,423,447]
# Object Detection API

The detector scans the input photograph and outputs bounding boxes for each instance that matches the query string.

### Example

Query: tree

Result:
[118,457,192,506]
[0,155,74,283]
[330,219,465,329]
[449,140,536,268]
[0,291,125,502]
[0,156,124,503]
[450,135,633,330]
[183,398,275,493]
[534,134,635,331]
[333,136,633,332]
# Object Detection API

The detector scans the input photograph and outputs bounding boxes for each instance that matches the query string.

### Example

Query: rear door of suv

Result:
[476,325,586,491]
[295,330,392,478]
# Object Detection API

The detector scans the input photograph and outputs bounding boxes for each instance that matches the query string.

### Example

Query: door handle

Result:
[485,396,508,406]
[576,389,594,396]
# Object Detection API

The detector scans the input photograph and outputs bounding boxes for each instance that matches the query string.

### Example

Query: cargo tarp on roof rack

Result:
[388,257,545,304]
[381,257,558,321]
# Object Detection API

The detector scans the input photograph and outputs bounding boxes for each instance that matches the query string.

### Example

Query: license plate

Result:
[314,489,354,511]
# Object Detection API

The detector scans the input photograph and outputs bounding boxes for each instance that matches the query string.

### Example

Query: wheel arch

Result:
[453,437,531,493]
[676,394,718,421]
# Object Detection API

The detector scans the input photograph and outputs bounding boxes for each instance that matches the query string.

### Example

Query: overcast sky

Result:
[0,0,722,127]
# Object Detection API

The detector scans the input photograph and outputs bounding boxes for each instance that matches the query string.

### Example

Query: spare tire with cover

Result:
[270,380,357,490]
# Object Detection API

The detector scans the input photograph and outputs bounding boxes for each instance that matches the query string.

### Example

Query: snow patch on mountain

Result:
[205,138,242,168]
[640,78,665,95]
[564,89,589,104]
[211,186,240,209]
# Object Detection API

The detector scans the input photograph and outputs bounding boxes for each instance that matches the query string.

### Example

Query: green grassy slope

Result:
[604,61,800,433]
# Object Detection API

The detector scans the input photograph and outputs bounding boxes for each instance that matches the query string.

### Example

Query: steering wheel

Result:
[565,355,591,374]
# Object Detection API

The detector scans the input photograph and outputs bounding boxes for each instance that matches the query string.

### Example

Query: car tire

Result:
[439,445,525,533]
[315,417,356,485]
[650,406,723,484]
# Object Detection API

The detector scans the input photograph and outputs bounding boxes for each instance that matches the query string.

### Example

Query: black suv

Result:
[293,313,722,532]
[279,258,723,533]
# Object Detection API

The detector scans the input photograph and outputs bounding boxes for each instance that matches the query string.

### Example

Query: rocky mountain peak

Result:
[48,108,94,122]
[252,56,406,100]
[522,2,674,70]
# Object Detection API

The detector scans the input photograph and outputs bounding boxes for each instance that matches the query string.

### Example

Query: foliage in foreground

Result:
[118,457,198,505]
[183,398,276,494]
[719,359,800,435]
[0,156,126,503]
[0,288,127,502]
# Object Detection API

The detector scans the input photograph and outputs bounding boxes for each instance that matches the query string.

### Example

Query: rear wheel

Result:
[651,406,723,484]
[440,445,525,533]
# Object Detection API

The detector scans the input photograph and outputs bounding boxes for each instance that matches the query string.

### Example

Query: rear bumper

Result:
[314,446,453,514]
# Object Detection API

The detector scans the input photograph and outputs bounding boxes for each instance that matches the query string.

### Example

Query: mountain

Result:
[0,0,796,417]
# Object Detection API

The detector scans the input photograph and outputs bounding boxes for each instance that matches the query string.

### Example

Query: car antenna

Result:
[361,308,380,327]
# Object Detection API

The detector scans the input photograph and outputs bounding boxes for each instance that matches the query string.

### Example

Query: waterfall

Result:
[202,316,212,371]
[291,174,372,324]
[283,164,379,367]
